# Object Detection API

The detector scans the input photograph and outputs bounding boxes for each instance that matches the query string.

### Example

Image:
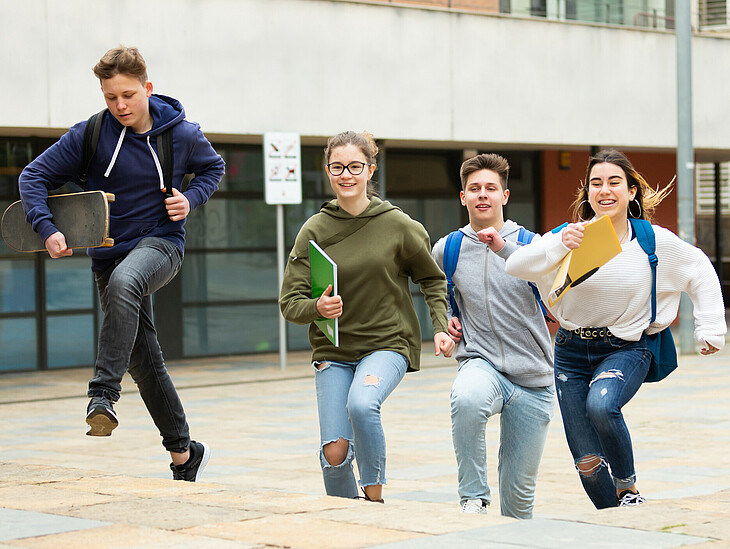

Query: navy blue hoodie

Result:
[19,94,225,271]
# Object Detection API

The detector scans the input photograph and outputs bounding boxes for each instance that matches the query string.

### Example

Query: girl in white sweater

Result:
[504,150,726,509]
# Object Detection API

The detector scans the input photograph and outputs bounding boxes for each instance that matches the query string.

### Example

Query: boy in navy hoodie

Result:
[432,154,554,517]
[18,46,224,481]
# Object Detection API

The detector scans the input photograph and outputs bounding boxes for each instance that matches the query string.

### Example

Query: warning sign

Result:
[264,132,302,205]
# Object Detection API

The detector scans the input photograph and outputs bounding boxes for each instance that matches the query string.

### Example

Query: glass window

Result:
[412,293,434,340]
[390,198,463,243]
[45,256,94,311]
[284,199,328,248]
[183,303,281,356]
[186,198,276,250]
[0,139,33,198]
[499,151,540,231]
[47,314,95,368]
[301,146,328,198]
[0,318,36,371]
[385,150,462,196]
[286,321,310,351]
[0,259,35,313]
[182,251,279,303]
[219,148,263,193]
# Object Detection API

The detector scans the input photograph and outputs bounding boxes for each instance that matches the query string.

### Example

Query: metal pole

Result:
[715,163,723,277]
[277,204,287,370]
[377,142,387,199]
[676,1,695,354]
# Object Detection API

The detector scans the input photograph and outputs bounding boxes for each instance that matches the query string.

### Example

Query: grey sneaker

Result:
[618,490,647,506]
[85,395,119,436]
[461,499,487,514]
[170,441,210,482]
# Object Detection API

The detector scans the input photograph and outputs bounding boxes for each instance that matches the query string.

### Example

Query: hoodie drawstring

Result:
[146,136,165,191]
[102,127,165,192]
[104,126,126,178]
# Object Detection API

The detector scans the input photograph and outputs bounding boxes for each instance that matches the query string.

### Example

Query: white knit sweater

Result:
[505,223,726,350]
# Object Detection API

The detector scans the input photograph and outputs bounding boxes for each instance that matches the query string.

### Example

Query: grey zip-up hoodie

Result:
[432,220,554,388]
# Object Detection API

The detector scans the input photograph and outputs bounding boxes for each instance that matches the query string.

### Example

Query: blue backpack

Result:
[629,218,679,383]
[443,227,552,322]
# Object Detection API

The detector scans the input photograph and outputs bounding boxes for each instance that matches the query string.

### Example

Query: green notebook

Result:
[309,240,339,346]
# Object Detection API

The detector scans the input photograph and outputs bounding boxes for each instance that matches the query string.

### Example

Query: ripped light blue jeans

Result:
[313,350,408,498]
[554,327,651,509]
[451,357,554,518]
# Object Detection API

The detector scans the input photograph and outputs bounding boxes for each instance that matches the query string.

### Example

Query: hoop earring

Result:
[628,199,642,218]
[577,199,591,220]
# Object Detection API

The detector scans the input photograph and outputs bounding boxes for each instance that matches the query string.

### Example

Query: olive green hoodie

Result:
[279,197,448,371]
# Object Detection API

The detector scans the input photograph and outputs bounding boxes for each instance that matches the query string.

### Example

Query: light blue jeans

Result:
[313,350,408,498]
[451,357,555,518]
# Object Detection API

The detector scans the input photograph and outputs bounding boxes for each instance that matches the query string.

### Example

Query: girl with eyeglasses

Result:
[280,130,454,503]
[502,150,725,509]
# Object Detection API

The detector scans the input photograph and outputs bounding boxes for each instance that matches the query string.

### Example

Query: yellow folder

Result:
[548,216,622,307]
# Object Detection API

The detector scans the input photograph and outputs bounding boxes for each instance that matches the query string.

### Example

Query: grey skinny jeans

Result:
[87,237,190,453]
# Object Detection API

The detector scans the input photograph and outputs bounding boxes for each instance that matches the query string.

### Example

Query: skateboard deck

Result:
[1,190,115,253]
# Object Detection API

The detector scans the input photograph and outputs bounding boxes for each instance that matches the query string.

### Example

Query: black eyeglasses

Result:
[326,161,370,176]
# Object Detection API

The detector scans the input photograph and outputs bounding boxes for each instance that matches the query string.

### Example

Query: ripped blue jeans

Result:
[554,327,651,509]
[313,350,408,498]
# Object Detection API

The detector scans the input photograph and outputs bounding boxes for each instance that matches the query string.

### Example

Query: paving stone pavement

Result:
[0,341,729,548]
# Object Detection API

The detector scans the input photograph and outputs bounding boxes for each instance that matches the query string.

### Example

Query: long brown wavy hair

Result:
[570,149,674,223]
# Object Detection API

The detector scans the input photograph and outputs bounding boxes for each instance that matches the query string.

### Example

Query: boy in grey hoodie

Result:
[432,153,554,518]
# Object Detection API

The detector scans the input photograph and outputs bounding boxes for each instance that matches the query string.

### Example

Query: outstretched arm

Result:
[504,226,575,282]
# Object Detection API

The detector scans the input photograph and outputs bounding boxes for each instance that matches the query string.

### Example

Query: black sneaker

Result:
[618,490,647,507]
[170,440,210,482]
[85,395,119,436]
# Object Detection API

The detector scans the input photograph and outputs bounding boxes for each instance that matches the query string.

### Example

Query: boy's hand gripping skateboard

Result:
[1,190,115,253]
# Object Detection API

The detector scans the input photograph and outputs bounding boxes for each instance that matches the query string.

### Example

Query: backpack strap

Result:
[316,217,373,249]
[515,227,555,322]
[79,109,106,190]
[629,218,658,322]
[517,226,534,244]
[443,230,464,318]
[157,127,174,198]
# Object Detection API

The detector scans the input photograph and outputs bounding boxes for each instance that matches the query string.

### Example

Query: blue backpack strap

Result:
[443,230,464,318]
[630,217,677,383]
[629,218,658,322]
[517,227,535,245]
[515,227,554,322]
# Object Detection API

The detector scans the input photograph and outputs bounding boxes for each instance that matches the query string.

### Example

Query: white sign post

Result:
[264,132,302,370]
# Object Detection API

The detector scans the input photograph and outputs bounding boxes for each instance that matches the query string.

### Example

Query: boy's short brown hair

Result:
[93,46,148,84]
[460,153,510,190]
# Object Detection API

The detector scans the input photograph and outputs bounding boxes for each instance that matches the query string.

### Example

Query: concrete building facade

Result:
[1,0,728,371]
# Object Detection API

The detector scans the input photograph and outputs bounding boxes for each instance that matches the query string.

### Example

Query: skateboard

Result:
[1,190,115,252]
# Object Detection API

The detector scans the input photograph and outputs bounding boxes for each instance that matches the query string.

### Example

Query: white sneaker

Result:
[618,490,646,507]
[461,499,487,514]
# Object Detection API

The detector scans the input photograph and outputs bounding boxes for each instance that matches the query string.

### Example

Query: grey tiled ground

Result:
[370,520,709,549]
[0,344,729,547]
[0,508,108,542]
